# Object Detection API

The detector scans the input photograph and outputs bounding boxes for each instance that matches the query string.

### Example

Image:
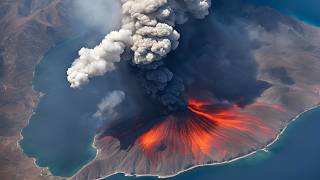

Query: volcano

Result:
[70,3,320,179]
[138,98,278,162]
[2,0,320,179]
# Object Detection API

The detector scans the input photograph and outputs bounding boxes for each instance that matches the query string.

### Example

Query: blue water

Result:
[20,0,320,179]
[107,1,320,179]
[243,0,320,26]
[19,37,114,177]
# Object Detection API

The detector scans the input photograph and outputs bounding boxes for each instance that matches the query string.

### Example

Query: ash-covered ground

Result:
[70,1,320,179]
[1,0,320,179]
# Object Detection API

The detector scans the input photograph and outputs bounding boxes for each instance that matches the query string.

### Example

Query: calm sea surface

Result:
[20,0,320,179]
[20,37,98,177]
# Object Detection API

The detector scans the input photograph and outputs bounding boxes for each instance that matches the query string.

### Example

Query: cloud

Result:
[67,0,211,88]
[67,30,132,88]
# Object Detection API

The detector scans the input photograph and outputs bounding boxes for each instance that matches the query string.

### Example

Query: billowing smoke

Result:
[93,90,126,121]
[68,0,211,110]
[67,30,132,88]
[139,66,186,111]
[120,0,210,64]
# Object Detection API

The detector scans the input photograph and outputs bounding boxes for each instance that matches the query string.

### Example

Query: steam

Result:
[68,0,211,88]
[93,90,126,121]
[67,30,132,88]
[72,0,122,33]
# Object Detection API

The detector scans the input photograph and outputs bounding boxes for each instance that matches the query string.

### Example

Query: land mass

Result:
[71,6,320,180]
[0,1,319,180]
[0,0,71,179]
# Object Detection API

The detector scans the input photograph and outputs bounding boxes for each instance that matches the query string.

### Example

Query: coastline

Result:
[17,36,96,179]
[70,104,320,180]
[17,95,66,179]
[16,4,320,179]
[16,53,65,179]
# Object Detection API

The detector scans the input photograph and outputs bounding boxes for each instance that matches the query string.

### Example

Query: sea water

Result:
[108,0,320,179]
[20,37,101,177]
[20,0,320,179]
[243,0,320,26]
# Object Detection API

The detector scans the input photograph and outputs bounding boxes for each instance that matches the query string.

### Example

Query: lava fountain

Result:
[137,97,282,163]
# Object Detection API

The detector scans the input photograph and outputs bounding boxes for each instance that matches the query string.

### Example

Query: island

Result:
[71,5,320,180]
[0,1,319,180]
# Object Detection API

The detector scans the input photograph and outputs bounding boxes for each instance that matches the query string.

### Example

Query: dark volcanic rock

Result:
[1,1,320,180]
[71,6,320,180]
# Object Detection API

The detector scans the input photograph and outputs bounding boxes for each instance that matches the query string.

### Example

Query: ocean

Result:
[243,0,320,26]
[20,0,320,179]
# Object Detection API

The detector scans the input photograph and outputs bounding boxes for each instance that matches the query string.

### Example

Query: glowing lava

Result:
[138,98,283,162]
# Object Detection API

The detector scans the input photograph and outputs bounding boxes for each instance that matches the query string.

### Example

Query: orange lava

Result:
[138,98,283,161]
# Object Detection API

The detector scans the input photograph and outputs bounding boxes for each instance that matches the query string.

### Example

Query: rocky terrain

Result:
[71,7,320,180]
[0,1,320,180]
[0,0,70,179]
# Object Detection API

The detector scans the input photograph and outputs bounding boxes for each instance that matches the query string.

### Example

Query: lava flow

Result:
[137,98,281,162]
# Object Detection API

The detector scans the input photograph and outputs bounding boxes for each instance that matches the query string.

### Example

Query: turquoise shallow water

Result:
[20,0,320,179]
[243,0,320,26]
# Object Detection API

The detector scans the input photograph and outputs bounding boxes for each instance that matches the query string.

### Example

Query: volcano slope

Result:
[71,5,320,180]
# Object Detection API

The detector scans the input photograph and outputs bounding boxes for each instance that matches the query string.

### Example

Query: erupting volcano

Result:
[137,97,279,164]
[62,0,320,179]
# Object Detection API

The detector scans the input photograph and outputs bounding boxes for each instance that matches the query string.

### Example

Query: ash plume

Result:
[67,0,211,111]
[93,90,126,121]
[67,30,132,88]
[139,66,186,111]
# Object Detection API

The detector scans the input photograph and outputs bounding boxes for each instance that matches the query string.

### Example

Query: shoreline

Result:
[16,73,67,179]
[17,9,320,179]
[17,67,320,180]
[70,104,320,180]
[16,54,55,178]
[16,36,93,180]
[17,96,67,179]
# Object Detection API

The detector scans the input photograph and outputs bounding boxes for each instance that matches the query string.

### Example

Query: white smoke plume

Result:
[67,30,132,88]
[93,90,126,120]
[67,0,211,88]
